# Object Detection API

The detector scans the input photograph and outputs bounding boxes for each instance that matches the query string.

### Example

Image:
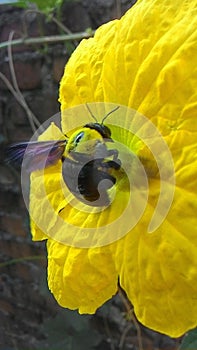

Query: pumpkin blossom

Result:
[28,0,197,337]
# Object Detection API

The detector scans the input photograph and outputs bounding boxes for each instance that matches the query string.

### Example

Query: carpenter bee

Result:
[6,105,121,206]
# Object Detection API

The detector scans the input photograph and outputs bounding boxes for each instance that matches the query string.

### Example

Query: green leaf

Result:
[31,0,63,13]
[180,328,197,350]
[0,0,28,8]
[0,0,64,12]
[41,309,103,350]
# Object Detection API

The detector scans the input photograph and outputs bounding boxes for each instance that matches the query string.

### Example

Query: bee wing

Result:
[6,140,66,172]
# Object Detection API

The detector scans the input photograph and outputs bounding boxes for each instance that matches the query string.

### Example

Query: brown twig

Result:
[8,31,41,133]
[118,288,144,350]
[118,287,132,313]
[8,31,22,94]
[103,315,116,350]
[50,14,72,35]
[116,0,122,18]
[119,323,133,349]
[23,9,72,35]
[0,31,42,134]
[130,312,144,350]
[0,255,45,268]
[0,72,39,132]
[50,14,78,47]
[0,31,94,50]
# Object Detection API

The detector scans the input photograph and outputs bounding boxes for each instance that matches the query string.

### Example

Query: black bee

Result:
[6,105,121,206]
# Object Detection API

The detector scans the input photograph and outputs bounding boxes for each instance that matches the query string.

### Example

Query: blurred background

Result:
[0,1,181,349]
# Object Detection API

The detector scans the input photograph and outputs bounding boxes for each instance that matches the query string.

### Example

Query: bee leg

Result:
[105,149,121,169]
[105,160,121,170]
[107,149,119,160]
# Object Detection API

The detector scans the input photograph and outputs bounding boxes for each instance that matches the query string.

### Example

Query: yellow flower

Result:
[29,0,197,337]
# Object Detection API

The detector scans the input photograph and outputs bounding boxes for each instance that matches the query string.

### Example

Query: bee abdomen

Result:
[62,157,119,206]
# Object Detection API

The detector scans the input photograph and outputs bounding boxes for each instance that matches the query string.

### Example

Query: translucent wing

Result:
[6,140,66,172]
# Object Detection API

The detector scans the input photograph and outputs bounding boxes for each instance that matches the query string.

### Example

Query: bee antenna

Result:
[85,103,98,122]
[102,106,120,124]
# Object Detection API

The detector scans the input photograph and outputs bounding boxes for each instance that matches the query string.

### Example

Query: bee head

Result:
[84,123,112,140]
[84,104,120,141]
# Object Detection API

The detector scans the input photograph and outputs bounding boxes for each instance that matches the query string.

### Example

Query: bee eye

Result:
[74,131,84,145]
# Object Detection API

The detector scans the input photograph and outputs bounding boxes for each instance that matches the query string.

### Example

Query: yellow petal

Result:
[114,181,197,337]
[47,239,118,313]
[59,20,118,110]
[30,123,66,241]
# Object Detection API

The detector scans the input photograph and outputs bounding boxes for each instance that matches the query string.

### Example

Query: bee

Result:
[6,105,121,206]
